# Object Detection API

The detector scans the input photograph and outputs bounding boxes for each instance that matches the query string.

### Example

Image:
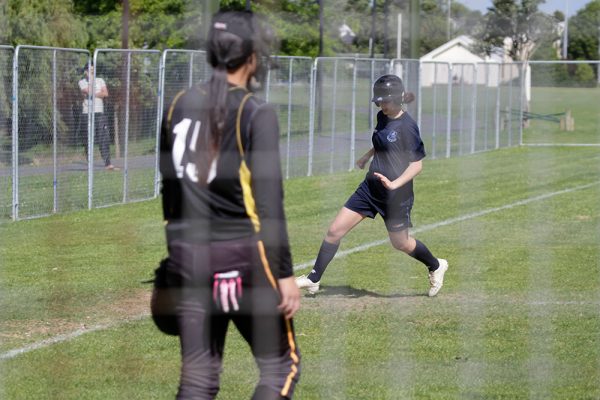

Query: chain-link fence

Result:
[90,49,162,209]
[12,46,90,220]
[308,57,392,176]
[266,56,313,179]
[417,61,525,159]
[160,50,211,120]
[4,47,537,221]
[523,60,600,146]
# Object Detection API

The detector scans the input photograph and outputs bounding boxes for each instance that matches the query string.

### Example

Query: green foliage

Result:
[79,0,208,50]
[4,0,89,48]
[566,0,600,62]
[573,62,596,85]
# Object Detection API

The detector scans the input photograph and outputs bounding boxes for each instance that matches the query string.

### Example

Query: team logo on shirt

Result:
[386,130,398,143]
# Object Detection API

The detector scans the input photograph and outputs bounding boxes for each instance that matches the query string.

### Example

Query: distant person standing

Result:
[79,62,116,170]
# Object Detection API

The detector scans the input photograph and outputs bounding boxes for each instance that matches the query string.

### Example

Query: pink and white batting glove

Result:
[213,271,242,313]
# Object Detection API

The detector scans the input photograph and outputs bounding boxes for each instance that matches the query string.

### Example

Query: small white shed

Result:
[416,35,523,89]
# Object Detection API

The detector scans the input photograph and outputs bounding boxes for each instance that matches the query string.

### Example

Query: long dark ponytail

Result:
[194,11,259,185]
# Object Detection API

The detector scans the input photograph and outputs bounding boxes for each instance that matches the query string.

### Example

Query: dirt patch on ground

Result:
[1,289,151,350]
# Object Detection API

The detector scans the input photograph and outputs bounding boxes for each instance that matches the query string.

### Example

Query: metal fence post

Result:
[508,64,515,147]
[88,54,94,209]
[329,59,338,174]
[265,66,272,103]
[123,51,131,203]
[11,47,19,220]
[483,63,490,151]
[350,60,357,171]
[52,50,58,213]
[417,60,423,133]
[155,52,166,198]
[285,58,293,180]
[188,52,194,89]
[495,65,501,149]
[519,62,526,146]
[307,58,317,176]
[458,64,465,155]
[470,62,478,155]
[432,63,438,159]
[446,63,452,158]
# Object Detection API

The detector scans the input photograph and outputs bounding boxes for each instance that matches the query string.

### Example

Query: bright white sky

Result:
[457,0,592,17]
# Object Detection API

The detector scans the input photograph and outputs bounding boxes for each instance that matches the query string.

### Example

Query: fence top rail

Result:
[94,48,162,55]
[272,55,313,61]
[15,45,89,54]
[315,56,391,62]
[0,45,14,50]
[528,60,600,65]
[163,49,206,55]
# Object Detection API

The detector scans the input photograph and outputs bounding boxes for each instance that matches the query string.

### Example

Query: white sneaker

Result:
[428,259,448,297]
[295,275,320,294]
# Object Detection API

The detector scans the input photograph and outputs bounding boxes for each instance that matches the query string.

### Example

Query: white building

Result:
[417,35,525,93]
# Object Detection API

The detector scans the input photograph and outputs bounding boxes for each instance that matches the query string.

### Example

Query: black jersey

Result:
[160,85,293,279]
[365,110,426,202]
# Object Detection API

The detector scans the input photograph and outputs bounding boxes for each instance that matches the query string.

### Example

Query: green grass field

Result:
[1,145,600,399]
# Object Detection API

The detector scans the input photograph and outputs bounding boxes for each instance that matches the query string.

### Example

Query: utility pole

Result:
[319,0,324,56]
[562,0,569,59]
[121,0,129,49]
[447,0,451,41]
[370,0,377,58]
[384,0,389,58]
[409,0,420,59]
[396,13,402,59]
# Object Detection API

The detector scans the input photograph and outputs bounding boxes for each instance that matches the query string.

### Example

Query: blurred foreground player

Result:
[157,11,300,400]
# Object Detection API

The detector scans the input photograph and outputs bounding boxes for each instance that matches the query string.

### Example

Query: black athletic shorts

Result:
[344,182,414,232]
[165,236,300,399]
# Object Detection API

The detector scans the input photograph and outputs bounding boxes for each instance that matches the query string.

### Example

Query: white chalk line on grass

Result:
[0,314,149,361]
[2,180,598,361]
[293,180,600,271]
[522,143,600,147]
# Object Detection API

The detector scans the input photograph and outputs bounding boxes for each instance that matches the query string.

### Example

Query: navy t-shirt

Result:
[365,110,426,202]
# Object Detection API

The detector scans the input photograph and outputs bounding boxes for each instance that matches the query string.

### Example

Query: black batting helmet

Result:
[371,74,405,105]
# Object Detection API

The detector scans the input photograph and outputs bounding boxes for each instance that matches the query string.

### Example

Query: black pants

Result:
[166,237,301,400]
[81,113,111,166]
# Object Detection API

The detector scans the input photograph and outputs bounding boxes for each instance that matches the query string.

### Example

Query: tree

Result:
[573,61,595,85]
[450,2,483,38]
[474,0,558,62]
[74,0,207,50]
[565,0,600,61]
[4,0,88,48]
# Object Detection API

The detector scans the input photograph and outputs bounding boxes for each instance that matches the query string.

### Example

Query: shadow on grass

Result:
[312,285,427,299]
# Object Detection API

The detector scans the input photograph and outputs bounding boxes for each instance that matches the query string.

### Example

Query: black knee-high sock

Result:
[307,240,340,282]
[409,239,439,272]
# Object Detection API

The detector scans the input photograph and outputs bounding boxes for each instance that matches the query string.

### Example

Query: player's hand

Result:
[278,276,300,319]
[373,172,397,190]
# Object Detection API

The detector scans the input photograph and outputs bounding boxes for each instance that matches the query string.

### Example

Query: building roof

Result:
[420,35,485,63]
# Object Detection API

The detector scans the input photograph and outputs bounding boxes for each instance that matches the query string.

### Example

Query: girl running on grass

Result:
[296,74,448,297]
